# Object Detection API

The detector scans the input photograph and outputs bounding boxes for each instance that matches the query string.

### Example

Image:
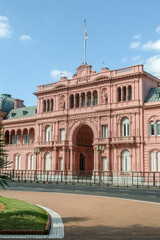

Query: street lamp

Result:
[97,145,105,186]
[34,147,40,181]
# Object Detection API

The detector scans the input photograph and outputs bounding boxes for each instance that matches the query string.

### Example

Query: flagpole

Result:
[84,19,88,65]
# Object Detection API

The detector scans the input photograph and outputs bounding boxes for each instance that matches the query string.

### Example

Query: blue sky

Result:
[1,0,160,106]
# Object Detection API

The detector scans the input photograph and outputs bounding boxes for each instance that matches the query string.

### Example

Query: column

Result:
[9,133,11,144]
[63,146,66,170]
[85,93,88,106]
[94,146,99,171]
[74,95,76,108]
[91,92,94,106]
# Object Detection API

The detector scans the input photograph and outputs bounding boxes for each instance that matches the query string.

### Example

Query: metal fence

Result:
[1,170,160,188]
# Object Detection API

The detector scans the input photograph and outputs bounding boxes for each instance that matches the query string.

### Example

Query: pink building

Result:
[1,63,160,174]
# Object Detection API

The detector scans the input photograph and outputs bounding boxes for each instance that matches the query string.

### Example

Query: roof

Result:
[5,106,37,120]
[145,87,160,103]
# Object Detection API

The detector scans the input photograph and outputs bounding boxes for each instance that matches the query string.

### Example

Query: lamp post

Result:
[34,147,40,181]
[97,145,105,186]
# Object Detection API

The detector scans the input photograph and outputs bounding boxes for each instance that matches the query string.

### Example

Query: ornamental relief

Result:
[68,117,98,131]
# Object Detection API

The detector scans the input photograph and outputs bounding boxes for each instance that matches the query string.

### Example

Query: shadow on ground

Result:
[63,223,160,240]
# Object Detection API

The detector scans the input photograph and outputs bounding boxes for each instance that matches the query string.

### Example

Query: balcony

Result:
[5,143,35,149]
[37,141,54,148]
[110,136,135,145]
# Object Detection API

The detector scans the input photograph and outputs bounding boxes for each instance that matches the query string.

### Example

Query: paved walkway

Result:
[1,191,160,240]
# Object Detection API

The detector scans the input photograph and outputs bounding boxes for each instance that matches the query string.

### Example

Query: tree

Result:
[0,125,10,189]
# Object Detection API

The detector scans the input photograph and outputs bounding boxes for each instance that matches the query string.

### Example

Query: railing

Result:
[1,170,160,188]
[110,136,135,144]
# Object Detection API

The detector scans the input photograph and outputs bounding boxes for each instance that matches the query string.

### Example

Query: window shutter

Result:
[122,156,126,171]
[127,156,130,171]
[19,156,21,170]
[103,157,107,171]
[151,152,155,171]
[15,155,18,170]
[60,158,63,170]
[28,155,30,170]
[31,155,34,170]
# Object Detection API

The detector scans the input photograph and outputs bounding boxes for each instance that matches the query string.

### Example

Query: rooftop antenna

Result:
[84,19,88,65]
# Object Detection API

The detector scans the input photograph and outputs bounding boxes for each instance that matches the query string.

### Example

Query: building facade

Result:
[1,63,160,173]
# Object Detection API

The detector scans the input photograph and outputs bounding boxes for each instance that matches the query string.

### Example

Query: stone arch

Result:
[68,120,98,142]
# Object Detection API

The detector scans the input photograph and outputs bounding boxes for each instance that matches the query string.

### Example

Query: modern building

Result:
[1,63,160,174]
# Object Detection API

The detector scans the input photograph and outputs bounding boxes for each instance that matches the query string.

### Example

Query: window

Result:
[46,126,51,142]
[122,150,130,172]
[27,155,34,170]
[24,134,29,144]
[122,117,129,137]
[103,157,107,171]
[12,135,16,144]
[87,92,91,106]
[43,100,46,112]
[128,85,132,100]
[81,93,85,107]
[102,125,108,138]
[60,158,63,170]
[70,94,74,108]
[151,152,156,171]
[93,91,98,105]
[4,155,9,169]
[149,121,154,136]
[156,121,160,136]
[122,86,126,101]
[45,152,50,170]
[15,155,21,170]
[117,87,121,102]
[60,129,65,141]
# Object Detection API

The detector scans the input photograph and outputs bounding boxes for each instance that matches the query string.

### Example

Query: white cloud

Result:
[142,39,160,51]
[50,69,72,79]
[129,41,141,49]
[155,25,160,34]
[144,55,160,76]
[19,35,32,41]
[132,55,141,61]
[133,34,141,39]
[122,57,127,63]
[0,15,11,38]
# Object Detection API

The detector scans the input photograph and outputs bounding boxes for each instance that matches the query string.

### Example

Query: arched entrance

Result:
[73,124,94,172]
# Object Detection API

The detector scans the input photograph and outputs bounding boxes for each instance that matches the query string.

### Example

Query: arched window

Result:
[93,90,98,105]
[87,91,91,106]
[28,154,34,170]
[47,99,50,112]
[46,125,51,142]
[128,85,132,100]
[122,86,126,101]
[15,154,21,170]
[43,100,46,112]
[81,93,85,107]
[45,152,50,170]
[117,87,121,102]
[151,152,156,171]
[149,121,155,136]
[122,117,130,137]
[51,99,54,111]
[122,150,130,172]
[156,121,160,136]
[75,93,79,108]
[70,94,74,109]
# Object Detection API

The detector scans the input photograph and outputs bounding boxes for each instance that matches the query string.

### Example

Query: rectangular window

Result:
[102,157,107,171]
[157,123,160,136]
[28,155,30,170]
[24,134,28,144]
[151,152,156,171]
[15,155,18,170]
[60,129,65,141]
[60,158,63,171]
[102,125,108,138]
[12,135,16,144]
[19,156,21,170]
[31,155,34,170]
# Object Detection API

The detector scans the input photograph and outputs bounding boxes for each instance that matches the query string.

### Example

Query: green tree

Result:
[0,125,10,189]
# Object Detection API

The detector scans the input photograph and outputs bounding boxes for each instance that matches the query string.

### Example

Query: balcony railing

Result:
[110,136,135,145]
[5,143,35,149]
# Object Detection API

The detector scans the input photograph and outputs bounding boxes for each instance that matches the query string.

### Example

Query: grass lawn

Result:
[0,196,48,231]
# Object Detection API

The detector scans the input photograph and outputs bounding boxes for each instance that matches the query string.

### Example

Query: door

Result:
[80,153,85,171]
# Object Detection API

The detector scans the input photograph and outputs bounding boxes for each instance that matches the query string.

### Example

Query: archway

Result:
[73,124,94,172]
